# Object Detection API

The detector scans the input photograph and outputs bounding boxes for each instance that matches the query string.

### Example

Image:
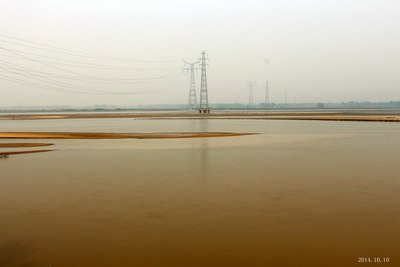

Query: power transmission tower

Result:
[285,90,288,104]
[247,81,256,106]
[183,60,199,110]
[198,51,210,113]
[265,80,270,105]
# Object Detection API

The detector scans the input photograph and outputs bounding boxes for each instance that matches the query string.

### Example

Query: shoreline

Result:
[0,111,399,122]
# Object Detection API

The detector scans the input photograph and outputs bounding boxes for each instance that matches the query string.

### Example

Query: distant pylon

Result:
[183,60,199,110]
[247,81,256,106]
[265,80,270,104]
[285,90,288,104]
[198,51,210,113]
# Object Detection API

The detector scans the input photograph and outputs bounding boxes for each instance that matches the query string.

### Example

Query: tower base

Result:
[198,109,210,114]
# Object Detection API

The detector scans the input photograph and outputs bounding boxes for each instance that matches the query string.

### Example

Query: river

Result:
[1,118,399,266]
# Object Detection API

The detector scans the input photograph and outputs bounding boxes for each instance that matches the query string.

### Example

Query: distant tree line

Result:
[1,101,400,112]
[210,101,400,110]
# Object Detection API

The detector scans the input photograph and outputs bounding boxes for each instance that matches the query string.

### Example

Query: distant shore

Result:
[0,110,399,122]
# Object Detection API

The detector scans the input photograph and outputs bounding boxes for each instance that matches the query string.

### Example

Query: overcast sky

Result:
[0,0,399,107]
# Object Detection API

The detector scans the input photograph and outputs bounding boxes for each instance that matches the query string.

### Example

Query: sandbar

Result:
[0,143,54,148]
[0,132,254,139]
[0,149,53,157]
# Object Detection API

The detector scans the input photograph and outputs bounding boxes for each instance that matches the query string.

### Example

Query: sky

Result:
[0,0,399,107]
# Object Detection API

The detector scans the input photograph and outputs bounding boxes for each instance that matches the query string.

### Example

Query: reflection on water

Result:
[199,119,209,179]
[0,119,400,266]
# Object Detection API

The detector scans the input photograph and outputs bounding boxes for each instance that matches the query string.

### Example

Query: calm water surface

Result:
[1,119,400,266]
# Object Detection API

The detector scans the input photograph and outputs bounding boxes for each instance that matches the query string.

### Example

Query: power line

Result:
[0,61,113,94]
[0,49,176,71]
[0,58,185,95]
[0,34,187,98]
[0,58,181,85]
[0,71,185,95]
[0,46,180,83]
[0,34,180,63]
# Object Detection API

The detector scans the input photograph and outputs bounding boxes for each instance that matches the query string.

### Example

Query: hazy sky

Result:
[0,0,399,107]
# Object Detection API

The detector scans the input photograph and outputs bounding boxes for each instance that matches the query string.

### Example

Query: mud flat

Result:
[0,132,254,139]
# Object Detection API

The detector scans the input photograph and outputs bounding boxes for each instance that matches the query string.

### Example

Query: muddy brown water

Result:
[1,118,400,266]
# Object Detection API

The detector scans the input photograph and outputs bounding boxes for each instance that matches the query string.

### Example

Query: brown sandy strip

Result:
[0,112,346,120]
[265,116,400,122]
[149,116,400,122]
[0,132,255,139]
[0,149,53,156]
[261,115,400,122]
[203,116,400,122]
[0,143,54,148]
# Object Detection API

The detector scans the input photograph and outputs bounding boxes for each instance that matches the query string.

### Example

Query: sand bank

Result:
[0,132,254,139]
[0,143,53,148]
[0,149,52,157]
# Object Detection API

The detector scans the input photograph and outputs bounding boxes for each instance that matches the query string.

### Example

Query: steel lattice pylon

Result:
[265,80,270,105]
[198,51,210,113]
[183,60,199,110]
[247,81,256,107]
